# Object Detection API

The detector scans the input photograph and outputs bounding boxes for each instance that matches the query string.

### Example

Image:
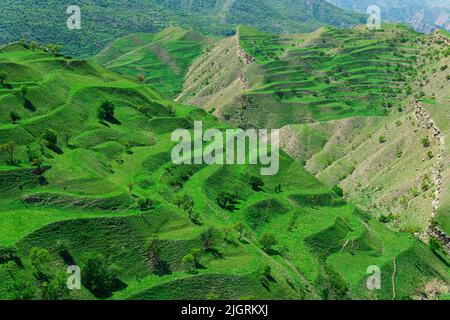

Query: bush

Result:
[97,100,115,121]
[10,111,21,124]
[217,191,238,210]
[332,185,344,197]
[42,129,57,146]
[260,233,277,252]
[138,198,155,211]
[0,246,17,261]
[81,253,120,297]
[249,175,264,191]
[421,137,430,148]
[378,136,386,144]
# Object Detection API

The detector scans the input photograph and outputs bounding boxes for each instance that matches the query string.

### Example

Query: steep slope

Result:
[181,24,424,128]
[178,24,450,243]
[280,31,450,239]
[1,44,448,300]
[94,27,210,98]
[0,0,364,57]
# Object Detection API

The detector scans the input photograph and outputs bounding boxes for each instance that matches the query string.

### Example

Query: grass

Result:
[94,28,210,98]
[0,41,448,301]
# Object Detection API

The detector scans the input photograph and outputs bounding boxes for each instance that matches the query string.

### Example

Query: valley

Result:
[0,3,449,301]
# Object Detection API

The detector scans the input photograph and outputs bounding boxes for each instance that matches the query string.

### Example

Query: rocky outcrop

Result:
[436,32,450,46]
[414,102,450,252]
[235,28,255,65]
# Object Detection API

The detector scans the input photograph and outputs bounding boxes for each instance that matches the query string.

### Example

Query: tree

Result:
[1,141,17,163]
[181,254,196,273]
[217,191,238,209]
[260,233,278,252]
[10,111,21,124]
[146,237,166,274]
[0,245,17,261]
[81,253,119,296]
[41,272,69,300]
[136,74,145,82]
[42,128,58,147]
[174,194,194,215]
[332,185,344,197]
[181,248,202,272]
[249,175,264,191]
[0,72,7,85]
[97,100,115,121]
[20,85,28,98]
[7,279,35,300]
[234,222,246,240]
[138,197,154,211]
[201,227,215,251]
[29,247,51,277]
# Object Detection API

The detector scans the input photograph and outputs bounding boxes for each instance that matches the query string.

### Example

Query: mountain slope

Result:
[0,0,364,57]
[94,27,211,98]
[0,43,448,300]
[327,0,450,33]
[177,24,450,244]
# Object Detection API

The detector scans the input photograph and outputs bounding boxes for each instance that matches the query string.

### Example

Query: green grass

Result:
[94,28,210,98]
[0,43,448,301]
[217,24,425,128]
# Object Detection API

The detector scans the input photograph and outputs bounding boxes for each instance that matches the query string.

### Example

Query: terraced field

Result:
[1,43,448,300]
[94,27,211,98]
[180,25,424,128]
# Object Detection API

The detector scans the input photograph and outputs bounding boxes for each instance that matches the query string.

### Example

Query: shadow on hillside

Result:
[48,145,63,155]
[24,98,36,112]
[99,117,121,126]
[90,279,128,300]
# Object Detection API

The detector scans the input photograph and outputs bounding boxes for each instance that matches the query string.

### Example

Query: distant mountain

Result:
[327,0,450,33]
[0,0,364,57]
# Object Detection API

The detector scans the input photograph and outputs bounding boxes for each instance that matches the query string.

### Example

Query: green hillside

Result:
[1,43,448,300]
[94,28,210,98]
[0,0,364,57]
[181,24,425,128]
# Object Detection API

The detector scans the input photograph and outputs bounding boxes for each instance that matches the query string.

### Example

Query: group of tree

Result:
[81,252,122,298]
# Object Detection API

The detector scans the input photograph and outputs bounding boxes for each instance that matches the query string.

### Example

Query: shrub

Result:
[217,191,238,210]
[81,253,120,297]
[249,175,264,191]
[97,100,115,121]
[0,246,17,261]
[332,185,344,197]
[0,141,17,163]
[259,233,278,252]
[421,137,430,148]
[10,111,21,124]
[138,198,155,211]
[378,136,386,144]
[42,129,57,147]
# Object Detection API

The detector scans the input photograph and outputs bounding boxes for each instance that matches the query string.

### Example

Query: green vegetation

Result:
[94,28,210,98]
[0,0,364,57]
[0,24,448,301]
